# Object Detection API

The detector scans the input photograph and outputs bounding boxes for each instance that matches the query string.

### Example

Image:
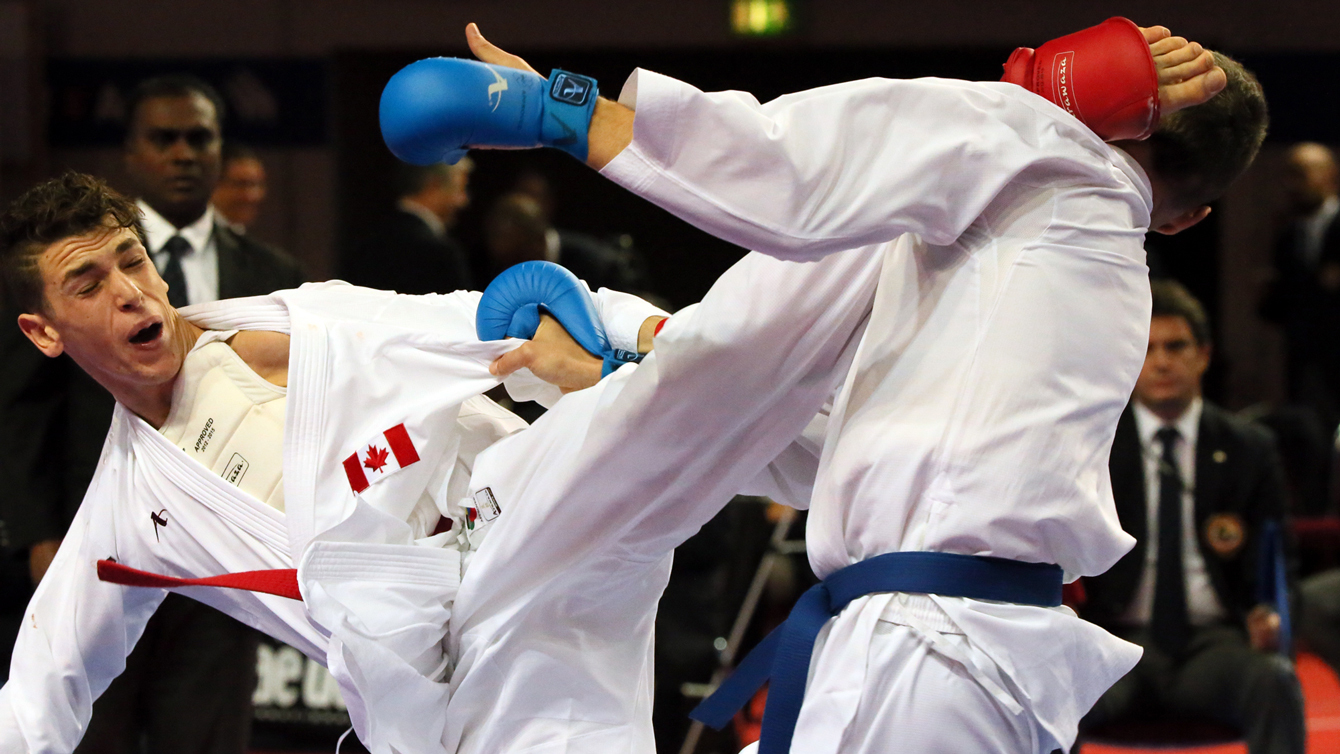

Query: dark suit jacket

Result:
[348,209,473,295]
[1081,401,1292,631]
[557,230,647,293]
[215,222,306,299]
[0,220,305,559]
[1261,214,1340,407]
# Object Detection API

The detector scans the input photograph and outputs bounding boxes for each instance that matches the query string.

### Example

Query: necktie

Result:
[160,235,191,308]
[1151,426,1191,655]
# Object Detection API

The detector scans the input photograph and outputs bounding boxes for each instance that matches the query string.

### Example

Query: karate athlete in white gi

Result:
[0,173,668,754]
[378,18,1265,754]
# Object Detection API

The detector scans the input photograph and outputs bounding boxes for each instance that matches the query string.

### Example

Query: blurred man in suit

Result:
[0,72,305,754]
[484,191,645,293]
[1261,142,1340,430]
[211,143,268,235]
[349,160,474,294]
[1079,280,1304,754]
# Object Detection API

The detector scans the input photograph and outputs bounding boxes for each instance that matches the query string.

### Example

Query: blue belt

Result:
[689,551,1063,754]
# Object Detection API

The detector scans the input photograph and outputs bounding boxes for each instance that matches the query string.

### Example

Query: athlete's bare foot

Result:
[1140,25,1228,115]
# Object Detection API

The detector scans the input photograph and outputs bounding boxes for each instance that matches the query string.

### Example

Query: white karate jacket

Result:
[577,69,1153,752]
[444,249,878,754]
[0,281,662,754]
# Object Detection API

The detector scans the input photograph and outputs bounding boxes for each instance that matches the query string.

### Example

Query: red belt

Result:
[96,559,302,601]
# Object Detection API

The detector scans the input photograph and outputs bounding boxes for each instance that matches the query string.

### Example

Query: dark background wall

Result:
[3,0,1340,407]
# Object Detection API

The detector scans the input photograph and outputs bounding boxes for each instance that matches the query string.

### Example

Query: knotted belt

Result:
[689,551,1063,754]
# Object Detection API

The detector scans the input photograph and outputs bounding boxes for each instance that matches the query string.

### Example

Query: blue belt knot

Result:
[689,551,1062,754]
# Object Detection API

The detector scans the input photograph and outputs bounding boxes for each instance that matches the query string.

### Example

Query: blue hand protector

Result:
[476,261,643,378]
[380,57,598,165]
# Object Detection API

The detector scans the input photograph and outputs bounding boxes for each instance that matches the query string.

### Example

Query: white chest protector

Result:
[159,330,287,511]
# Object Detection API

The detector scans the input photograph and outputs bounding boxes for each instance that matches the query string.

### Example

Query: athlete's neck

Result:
[117,311,204,429]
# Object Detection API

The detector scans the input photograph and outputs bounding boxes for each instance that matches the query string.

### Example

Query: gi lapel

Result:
[128,408,290,558]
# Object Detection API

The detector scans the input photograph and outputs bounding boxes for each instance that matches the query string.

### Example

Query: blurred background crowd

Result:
[0,2,1338,753]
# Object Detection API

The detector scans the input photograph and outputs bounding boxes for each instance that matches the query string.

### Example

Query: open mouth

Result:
[129,321,163,345]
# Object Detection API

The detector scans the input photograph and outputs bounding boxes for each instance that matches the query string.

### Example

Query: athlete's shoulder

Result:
[228,330,290,387]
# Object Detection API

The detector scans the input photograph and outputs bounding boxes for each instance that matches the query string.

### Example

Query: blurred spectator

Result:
[211,143,268,234]
[1260,142,1340,431]
[1078,280,1304,754]
[1251,404,1333,517]
[1301,568,1340,678]
[124,75,303,307]
[485,190,645,292]
[1297,426,1340,679]
[0,317,102,683]
[0,72,305,754]
[348,160,474,294]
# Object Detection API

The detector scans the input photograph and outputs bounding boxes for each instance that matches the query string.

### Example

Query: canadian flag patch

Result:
[342,423,421,493]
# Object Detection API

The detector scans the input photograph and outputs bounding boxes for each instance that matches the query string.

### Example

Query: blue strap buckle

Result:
[602,348,644,377]
[541,69,598,161]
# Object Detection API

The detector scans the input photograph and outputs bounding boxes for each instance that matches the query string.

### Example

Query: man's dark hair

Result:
[125,73,227,139]
[1147,52,1269,210]
[1150,278,1211,346]
[485,193,550,244]
[221,141,259,167]
[0,172,146,313]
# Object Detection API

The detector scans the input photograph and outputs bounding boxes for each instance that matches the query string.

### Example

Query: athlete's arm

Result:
[1,503,167,752]
[466,23,1225,173]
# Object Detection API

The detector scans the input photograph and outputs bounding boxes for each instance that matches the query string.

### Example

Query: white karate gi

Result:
[576,70,1154,753]
[0,281,661,754]
[445,248,881,754]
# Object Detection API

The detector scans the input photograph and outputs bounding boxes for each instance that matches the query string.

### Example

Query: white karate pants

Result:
[741,597,1040,754]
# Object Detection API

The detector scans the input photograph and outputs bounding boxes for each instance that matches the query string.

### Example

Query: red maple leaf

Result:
[363,445,390,473]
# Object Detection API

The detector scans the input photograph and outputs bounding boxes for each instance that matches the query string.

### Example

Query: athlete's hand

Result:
[465,23,539,75]
[1246,603,1282,652]
[1140,25,1227,115]
[465,23,633,169]
[490,314,603,393]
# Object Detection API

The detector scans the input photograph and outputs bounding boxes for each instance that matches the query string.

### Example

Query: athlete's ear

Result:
[1153,205,1211,235]
[17,312,64,357]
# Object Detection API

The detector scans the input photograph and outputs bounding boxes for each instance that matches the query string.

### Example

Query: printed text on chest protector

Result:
[195,417,216,453]
[224,453,249,486]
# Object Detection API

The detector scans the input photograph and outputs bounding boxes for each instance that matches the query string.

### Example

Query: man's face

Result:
[444,167,472,218]
[124,93,222,226]
[18,223,188,396]
[423,167,472,226]
[212,156,267,228]
[1133,315,1210,415]
[1283,144,1339,215]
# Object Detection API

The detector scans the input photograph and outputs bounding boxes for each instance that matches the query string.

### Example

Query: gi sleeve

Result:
[470,246,881,591]
[600,69,1110,260]
[588,286,669,355]
[0,475,166,753]
[738,409,829,510]
[488,283,668,408]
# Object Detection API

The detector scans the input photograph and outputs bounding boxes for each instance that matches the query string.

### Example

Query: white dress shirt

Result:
[1123,398,1228,626]
[137,199,220,305]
